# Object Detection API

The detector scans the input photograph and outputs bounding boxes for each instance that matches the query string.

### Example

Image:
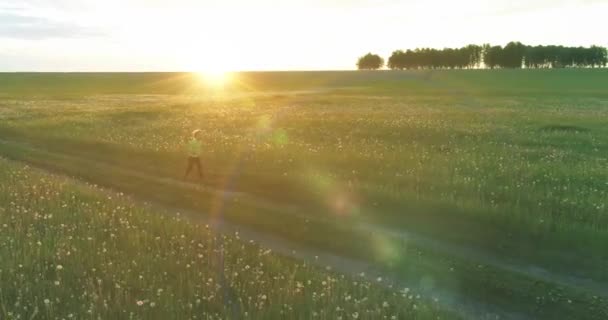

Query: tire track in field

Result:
[1,138,605,299]
[0,141,521,320]
[1,138,606,318]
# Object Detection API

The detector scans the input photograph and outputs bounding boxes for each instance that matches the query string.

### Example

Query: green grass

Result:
[0,157,449,319]
[1,70,607,319]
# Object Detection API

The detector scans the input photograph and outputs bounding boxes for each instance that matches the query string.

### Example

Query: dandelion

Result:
[56,265,63,270]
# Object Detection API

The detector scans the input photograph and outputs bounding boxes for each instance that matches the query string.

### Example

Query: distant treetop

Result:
[357,53,384,70]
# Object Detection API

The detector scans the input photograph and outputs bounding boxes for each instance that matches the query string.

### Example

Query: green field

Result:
[0,70,607,319]
[0,158,445,319]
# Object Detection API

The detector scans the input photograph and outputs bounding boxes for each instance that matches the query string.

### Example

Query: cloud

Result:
[0,11,103,40]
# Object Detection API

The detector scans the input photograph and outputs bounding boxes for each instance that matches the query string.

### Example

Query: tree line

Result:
[357,42,608,70]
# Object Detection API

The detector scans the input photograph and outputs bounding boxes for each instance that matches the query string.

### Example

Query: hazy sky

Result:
[1,0,607,71]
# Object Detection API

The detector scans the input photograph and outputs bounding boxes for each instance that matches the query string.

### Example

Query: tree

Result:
[483,45,503,69]
[589,46,608,67]
[467,44,483,68]
[501,42,526,68]
[388,50,406,70]
[357,53,384,70]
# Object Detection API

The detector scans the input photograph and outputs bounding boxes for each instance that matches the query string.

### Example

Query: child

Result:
[184,129,204,181]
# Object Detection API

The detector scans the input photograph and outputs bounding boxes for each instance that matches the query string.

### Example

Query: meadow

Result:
[0,157,444,319]
[0,70,607,319]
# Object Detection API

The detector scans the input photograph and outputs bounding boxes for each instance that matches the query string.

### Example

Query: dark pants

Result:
[184,156,203,179]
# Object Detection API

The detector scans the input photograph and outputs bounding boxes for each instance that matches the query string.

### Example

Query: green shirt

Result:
[187,139,202,157]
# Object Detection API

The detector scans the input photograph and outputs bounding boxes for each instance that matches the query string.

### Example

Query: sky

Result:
[1,0,607,71]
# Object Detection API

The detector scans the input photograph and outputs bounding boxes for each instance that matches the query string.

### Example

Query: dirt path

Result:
[1,138,606,318]
[2,138,605,298]
[0,146,521,319]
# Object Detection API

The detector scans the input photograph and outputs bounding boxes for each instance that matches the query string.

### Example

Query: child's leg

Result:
[184,158,194,179]
[195,158,203,179]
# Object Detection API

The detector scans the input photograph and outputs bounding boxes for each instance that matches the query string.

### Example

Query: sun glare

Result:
[196,70,232,87]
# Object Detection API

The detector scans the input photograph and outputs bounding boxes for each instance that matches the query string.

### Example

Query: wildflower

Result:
[56,265,63,270]
[44,299,50,305]
[136,300,144,306]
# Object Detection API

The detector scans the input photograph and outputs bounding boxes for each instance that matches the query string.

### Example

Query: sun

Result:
[196,69,232,87]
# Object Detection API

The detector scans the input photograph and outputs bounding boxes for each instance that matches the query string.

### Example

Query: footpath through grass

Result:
[0,157,451,320]
[1,133,607,320]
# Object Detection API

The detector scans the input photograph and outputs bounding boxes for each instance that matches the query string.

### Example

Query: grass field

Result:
[0,157,445,319]
[0,70,607,319]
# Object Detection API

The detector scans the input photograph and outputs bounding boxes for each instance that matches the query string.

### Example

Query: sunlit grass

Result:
[0,158,448,319]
